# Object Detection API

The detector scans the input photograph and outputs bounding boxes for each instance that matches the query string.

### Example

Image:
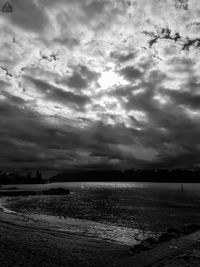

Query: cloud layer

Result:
[1,0,200,171]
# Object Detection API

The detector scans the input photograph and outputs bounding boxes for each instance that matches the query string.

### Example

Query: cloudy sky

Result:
[0,0,200,172]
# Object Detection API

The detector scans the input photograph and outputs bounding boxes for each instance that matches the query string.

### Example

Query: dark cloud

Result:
[6,0,49,33]
[0,100,80,169]
[0,80,11,88]
[0,96,157,171]
[52,37,80,48]
[65,72,88,90]
[1,91,25,106]
[83,1,108,17]
[23,76,90,110]
[165,89,200,110]
[78,65,100,82]
[63,65,100,90]
[110,51,135,62]
[174,0,188,10]
[91,122,136,145]
[119,66,143,81]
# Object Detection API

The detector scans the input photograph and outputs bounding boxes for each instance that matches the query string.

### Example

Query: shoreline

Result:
[0,196,143,248]
[0,197,20,214]
[0,201,128,267]
[1,201,200,267]
[1,195,158,246]
[1,196,200,266]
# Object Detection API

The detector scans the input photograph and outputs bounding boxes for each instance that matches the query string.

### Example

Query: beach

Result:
[0,207,127,267]
[1,203,200,267]
[1,182,200,266]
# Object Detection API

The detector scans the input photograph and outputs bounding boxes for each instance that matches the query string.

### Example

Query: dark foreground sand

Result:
[0,210,127,267]
[1,209,200,267]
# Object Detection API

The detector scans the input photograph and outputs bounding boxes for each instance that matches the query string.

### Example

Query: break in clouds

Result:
[0,0,200,171]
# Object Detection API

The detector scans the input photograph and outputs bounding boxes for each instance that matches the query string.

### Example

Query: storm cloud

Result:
[1,0,200,172]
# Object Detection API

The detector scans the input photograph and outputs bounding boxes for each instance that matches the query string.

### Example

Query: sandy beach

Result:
[1,208,200,267]
[2,202,200,267]
[0,208,128,267]
[1,186,200,267]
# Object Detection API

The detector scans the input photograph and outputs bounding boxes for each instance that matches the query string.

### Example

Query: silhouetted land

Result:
[0,171,44,185]
[1,169,200,185]
[49,169,200,183]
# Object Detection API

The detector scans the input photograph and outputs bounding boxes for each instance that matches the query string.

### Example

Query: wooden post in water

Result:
[181,183,184,193]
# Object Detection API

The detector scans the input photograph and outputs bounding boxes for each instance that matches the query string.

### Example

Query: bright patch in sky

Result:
[98,70,128,89]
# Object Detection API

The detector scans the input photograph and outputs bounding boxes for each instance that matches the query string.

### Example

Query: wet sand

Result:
[0,210,127,267]
[2,209,200,267]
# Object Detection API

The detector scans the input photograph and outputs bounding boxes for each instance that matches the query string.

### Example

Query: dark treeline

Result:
[49,169,200,183]
[1,169,200,184]
[0,170,44,185]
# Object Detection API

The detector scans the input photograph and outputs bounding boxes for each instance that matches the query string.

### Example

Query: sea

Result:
[2,182,200,246]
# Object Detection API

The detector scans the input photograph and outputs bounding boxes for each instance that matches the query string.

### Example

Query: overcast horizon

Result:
[1,0,200,173]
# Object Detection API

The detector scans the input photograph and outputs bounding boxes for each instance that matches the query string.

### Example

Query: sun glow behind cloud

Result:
[1,0,200,171]
[98,70,128,90]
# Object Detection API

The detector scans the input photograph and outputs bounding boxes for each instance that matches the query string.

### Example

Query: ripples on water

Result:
[4,182,200,245]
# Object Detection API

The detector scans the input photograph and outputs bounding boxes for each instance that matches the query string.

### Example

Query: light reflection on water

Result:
[3,181,200,192]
